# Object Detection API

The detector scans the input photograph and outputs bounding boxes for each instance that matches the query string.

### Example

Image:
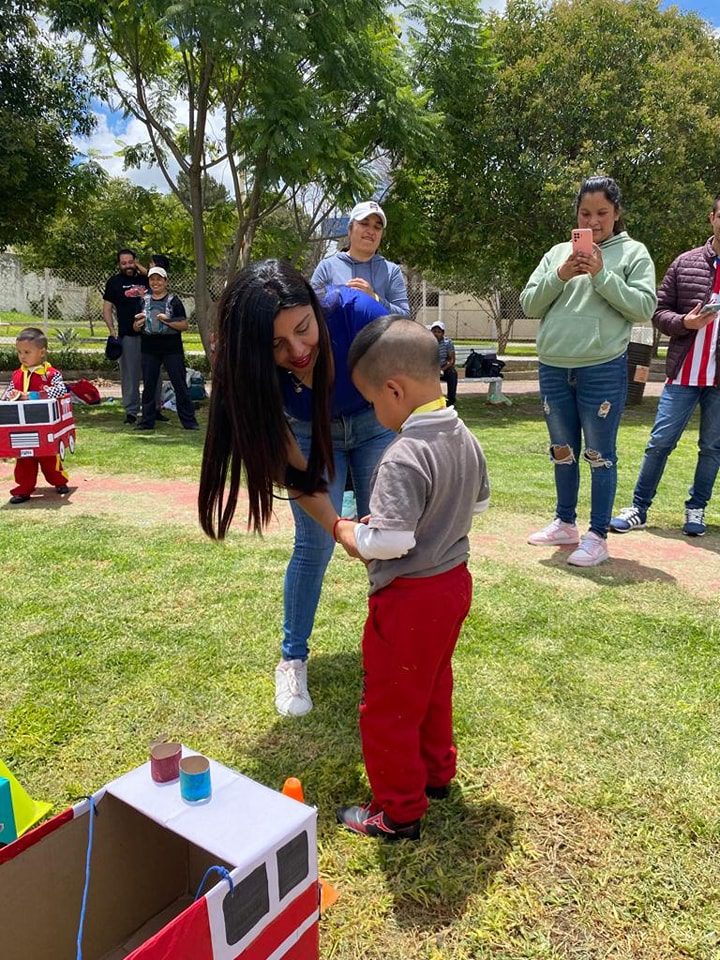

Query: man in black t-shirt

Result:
[103,247,152,424]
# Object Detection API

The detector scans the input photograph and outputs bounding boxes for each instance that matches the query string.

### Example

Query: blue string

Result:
[194,865,234,901]
[76,795,95,960]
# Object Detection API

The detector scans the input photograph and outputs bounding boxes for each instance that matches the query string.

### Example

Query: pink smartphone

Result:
[571,228,593,256]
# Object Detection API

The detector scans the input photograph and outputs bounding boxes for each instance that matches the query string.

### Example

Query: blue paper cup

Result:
[28,391,40,400]
[180,755,211,803]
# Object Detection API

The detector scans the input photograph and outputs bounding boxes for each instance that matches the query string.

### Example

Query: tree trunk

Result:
[187,166,214,356]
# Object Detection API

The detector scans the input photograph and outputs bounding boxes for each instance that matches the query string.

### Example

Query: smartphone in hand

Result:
[700,301,720,314]
[571,228,593,257]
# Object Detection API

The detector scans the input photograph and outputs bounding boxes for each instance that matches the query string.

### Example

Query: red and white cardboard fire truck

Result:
[0,394,76,462]
[0,750,319,960]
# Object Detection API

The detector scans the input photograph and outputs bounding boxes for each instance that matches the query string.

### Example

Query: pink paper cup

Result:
[150,741,182,783]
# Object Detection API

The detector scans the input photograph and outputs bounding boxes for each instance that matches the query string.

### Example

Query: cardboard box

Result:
[0,751,319,960]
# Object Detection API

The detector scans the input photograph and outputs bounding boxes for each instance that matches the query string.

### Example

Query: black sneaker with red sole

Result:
[336,804,421,841]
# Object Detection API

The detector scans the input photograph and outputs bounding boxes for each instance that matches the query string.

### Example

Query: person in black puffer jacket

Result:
[611,194,720,538]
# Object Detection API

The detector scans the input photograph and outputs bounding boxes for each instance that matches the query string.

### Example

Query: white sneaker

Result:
[275,659,313,717]
[528,518,580,546]
[567,532,609,567]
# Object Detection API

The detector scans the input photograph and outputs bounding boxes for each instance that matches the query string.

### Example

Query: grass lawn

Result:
[1,394,720,958]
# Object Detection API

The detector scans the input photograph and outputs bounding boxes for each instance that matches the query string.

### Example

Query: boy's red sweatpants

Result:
[360,562,472,825]
[11,455,69,497]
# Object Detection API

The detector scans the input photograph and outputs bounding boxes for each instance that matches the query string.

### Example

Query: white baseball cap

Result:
[428,321,445,332]
[148,266,168,279]
[349,201,387,228]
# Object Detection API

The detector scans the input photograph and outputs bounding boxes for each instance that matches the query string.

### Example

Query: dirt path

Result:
[3,465,719,597]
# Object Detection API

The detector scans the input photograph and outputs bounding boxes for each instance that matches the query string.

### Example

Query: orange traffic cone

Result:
[319,878,339,913]
[281,777,305,803]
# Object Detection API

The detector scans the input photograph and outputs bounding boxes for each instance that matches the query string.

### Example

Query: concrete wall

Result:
[416,291,539,341]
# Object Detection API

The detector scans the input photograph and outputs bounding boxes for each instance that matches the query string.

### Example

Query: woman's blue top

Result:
[280,286,388,420]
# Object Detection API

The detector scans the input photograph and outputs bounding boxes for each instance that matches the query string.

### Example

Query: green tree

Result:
[387,0,720,350]
[19,175,164,277]
[0,1,94,245]
[48,0,435,350]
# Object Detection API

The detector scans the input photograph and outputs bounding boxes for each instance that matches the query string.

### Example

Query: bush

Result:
[0,348,211,375]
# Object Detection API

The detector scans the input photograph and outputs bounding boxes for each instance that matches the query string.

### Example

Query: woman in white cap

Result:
[132,266,199,430]
[311,200,410,316]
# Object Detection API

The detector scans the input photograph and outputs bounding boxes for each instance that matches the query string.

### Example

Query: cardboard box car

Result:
[0,751,319,960]
[0,395,76,462]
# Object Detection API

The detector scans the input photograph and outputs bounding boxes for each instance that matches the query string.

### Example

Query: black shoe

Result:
[183,422,200,430]
[10,494,31,504]
[425,784,451,800]
[135,422,155,431]
[124,414,137,425]
[336,804,421,841]
[56,485,70,496]
[155,412,170,422]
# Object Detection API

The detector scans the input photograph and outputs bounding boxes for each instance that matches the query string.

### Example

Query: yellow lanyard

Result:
[21,362,51,393]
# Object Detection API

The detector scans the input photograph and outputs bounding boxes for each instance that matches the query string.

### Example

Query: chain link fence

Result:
[405,274,535,347]
[0,253,536,351]
[0,254,225,349]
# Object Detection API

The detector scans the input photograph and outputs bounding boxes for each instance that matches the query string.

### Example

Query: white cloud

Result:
[74,109,182,192]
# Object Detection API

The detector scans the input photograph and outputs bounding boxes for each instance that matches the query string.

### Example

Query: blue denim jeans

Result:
[283,406,394,661]
[539,354,628,537]
[632,383,720,512]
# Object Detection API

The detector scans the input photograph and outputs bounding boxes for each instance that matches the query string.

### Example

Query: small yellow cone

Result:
[281,777,305,803]
[0,760,51,839]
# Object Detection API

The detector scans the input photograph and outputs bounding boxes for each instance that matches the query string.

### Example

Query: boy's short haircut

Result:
[16,327,48,349]
[348,316,439,387]
[150,253,170,270]
[117,247,136,261]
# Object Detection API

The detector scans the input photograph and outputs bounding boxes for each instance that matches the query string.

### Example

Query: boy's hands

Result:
[6,389,24,400]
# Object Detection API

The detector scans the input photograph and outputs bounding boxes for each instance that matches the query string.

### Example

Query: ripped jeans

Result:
[539,354,628,537]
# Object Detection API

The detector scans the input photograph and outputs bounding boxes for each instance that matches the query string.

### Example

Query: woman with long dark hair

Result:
[520,176,657,567]
[199,260,393,716]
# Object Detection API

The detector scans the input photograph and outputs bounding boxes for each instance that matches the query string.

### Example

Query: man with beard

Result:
[102,248,152,424]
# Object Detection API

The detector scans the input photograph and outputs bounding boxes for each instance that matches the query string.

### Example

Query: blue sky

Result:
[664,0,719,24]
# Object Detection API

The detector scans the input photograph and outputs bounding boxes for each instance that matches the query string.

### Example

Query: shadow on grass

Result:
[377,792,515,932]
[74,405,206,444]
[0,486,75,510]
[539,551,676,585]
[240,652,366,816]
[242,651,516,932]
[640,525,720,556]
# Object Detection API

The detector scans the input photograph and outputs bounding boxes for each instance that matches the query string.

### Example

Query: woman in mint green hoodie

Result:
[520,176,656,568]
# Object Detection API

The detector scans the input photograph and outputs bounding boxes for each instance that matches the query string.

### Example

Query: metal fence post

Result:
[43,268,50,334]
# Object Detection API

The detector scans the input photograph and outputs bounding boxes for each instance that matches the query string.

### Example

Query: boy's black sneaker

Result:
[123,413,137,424]
[56,485,70,495]
[136,422,155,431]
[9,494,30,504]
[336,804,421,842]
[425,784,450,800]
[155,412,170,422]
